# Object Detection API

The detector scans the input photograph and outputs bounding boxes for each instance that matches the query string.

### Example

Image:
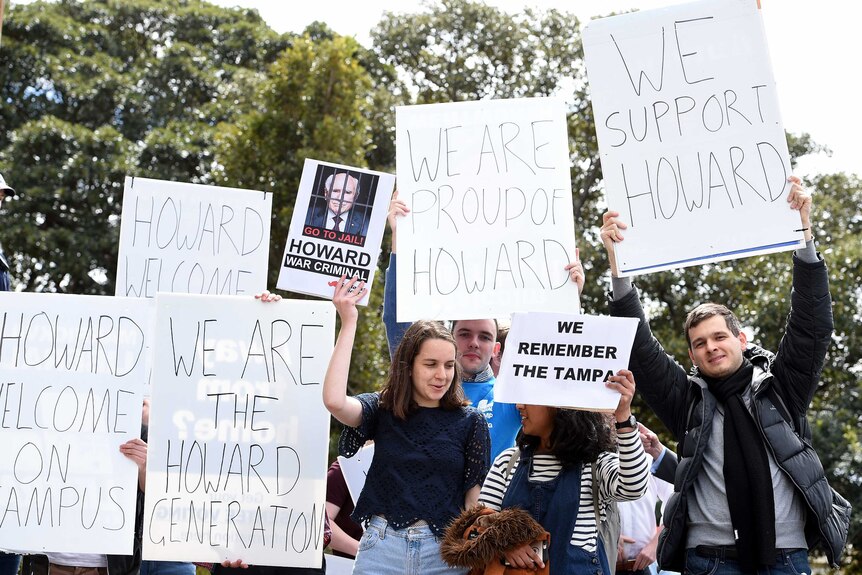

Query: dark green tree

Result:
[0,0,287,293]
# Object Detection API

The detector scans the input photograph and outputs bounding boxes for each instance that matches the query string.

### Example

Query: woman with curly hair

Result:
[477,370,650,574]
[322,275,491,575]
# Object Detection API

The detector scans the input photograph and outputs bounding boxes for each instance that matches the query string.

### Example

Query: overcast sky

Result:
[208,0,861,178]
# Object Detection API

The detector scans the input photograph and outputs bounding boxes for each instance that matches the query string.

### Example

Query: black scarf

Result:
[703,358,776,569]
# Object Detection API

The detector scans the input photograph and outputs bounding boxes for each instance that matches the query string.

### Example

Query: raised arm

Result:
[322,276,366,427]
[382,190,412,358]
[773,177,833,416]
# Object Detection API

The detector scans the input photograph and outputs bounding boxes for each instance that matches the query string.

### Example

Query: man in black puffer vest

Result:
[600,177,849,574]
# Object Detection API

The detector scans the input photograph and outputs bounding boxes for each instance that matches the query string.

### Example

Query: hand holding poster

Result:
[0,293,149,553]
[495,312,638,411]
[143,294,334,567]
[277,160,395,305]
[115,177,272,297]
[583,0,804,276]
[395,98,578,321]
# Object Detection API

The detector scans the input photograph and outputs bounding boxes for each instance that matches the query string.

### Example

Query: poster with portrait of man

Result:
[277,159,395,304]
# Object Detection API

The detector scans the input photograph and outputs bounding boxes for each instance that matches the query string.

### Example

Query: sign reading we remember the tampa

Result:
[583,0,804,276]
[395,98,579,321]
[143,294,333,567]
[115,176,272,298]
[495,312,637,412]
[0,293,149,554]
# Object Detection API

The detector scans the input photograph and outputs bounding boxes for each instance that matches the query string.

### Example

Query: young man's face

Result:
[325,174,358,216]
[687,315,747,379]
[452,319,499,376]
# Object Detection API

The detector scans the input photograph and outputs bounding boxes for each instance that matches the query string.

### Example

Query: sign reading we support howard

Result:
[115,177,272,298]
[395,98,579,321]
[583,0,804,276]
[0,293,149,554]
[144,294,333,567]
[495,312,638,411]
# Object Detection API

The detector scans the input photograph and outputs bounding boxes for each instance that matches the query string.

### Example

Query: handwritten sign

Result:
[115,177,272,298]
[337,443,374,506]
[277,160,394,305]
[395,98,578,321]
[0,293,149,553]
[583,0,804,276]
[495,312,638,411]
[143,294,334,567]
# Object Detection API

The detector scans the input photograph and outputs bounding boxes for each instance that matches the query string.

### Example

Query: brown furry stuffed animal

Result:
[441,505,550,575]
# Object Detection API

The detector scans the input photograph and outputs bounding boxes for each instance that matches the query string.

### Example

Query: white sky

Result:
[210,0,861,178]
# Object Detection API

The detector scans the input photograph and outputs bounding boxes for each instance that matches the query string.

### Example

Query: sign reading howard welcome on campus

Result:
[0,293,149,553]
[115,177,272,298]
[395,98,579,321]
[143,294,333,568]
[583,0,804,276]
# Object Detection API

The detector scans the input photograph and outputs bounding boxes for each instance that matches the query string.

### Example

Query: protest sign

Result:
[395,98,578,321]
[0,293,149,553]
[337,442,374,505]
[583,0,804,276]
[495,312,638,411]
[116,176,272,298]
[277,160,394,305]
[143,294,334,567]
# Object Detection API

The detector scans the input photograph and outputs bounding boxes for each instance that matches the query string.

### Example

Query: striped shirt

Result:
[478,428,650,552]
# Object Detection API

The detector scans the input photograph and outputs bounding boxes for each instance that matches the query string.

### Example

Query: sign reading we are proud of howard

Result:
[495,312,637,411]
[395,98,579,321]
[116,177,272,298]
[583,0,804,276]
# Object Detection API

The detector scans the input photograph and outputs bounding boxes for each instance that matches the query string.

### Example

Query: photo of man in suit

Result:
[304,172,372,238]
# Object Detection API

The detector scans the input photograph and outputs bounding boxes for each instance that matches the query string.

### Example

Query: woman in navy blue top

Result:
[323,276,490,575]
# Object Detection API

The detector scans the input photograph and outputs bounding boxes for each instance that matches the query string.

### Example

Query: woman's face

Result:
[516,404,556,441]
[410,338,456,408]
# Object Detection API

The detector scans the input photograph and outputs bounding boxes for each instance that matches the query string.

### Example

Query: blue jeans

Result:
[139,561,195,575]
[0,553,20,575]
[684,549,810,575]
[352,516,467,575]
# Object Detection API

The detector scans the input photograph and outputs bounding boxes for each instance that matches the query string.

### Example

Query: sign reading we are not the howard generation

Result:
[495,312,637,411]
[116,177,272,298]
[0,293,149,554]
[395,98,579,321]
[144,295,333,568]
[584,0,804,276]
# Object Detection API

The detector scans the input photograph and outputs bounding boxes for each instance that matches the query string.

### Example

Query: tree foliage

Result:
[0,0,287,292]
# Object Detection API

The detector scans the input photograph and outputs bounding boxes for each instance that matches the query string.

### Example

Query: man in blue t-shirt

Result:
[381,192,584,460]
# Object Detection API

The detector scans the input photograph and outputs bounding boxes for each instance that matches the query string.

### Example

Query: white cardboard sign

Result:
[143,294,334,567]
[337,443,374,506]
[277,160,395,305]
[0,293,149,553]
[583,0,804,276]
[395,98,579,321]
[495,312,638,411]
[115,176,272,298]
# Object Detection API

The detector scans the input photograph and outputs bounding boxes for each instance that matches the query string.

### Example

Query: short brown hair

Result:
[684,303,742,348]
[380,320,466,420]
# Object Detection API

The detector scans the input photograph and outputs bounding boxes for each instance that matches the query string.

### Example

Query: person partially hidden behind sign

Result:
[283,273,491,575]
[463,370,649,574]
[600,176,850,574]
[304,172,370,237]
[20,401,150,575]
[382,191,586,462]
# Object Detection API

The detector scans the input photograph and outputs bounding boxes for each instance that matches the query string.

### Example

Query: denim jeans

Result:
[139,561,196,575]
[684,549,811,575]
[352,516,467,575]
